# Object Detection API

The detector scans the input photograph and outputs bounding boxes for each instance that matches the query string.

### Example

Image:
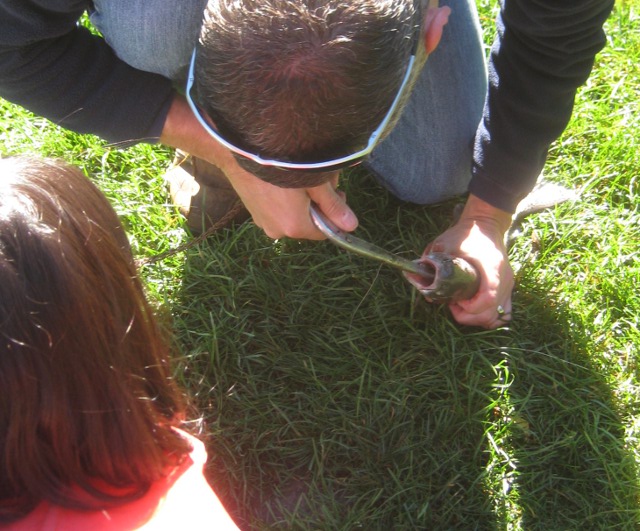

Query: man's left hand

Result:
[424,194,514,329]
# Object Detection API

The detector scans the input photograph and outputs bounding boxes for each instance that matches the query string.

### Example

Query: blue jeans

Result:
[90,0,207,81]
[91,0,486,204]
[366,0,487,203]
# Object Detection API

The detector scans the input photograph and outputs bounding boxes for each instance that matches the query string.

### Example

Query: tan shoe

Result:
[165,152,250,234]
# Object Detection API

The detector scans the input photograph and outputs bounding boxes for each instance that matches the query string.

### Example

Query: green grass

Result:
[1,1,639,528]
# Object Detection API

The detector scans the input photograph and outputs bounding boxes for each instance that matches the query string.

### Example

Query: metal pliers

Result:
[310,205,478,303]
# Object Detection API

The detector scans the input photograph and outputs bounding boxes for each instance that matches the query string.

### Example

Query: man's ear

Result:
[424,6,451,55]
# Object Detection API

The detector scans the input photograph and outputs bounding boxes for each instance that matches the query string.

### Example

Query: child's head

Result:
[0,157,190,522]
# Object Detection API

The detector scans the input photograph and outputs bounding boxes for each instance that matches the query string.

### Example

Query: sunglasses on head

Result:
[185,26,418,173]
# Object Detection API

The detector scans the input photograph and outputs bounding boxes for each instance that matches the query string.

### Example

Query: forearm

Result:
[160,93,281,202]
[160,94,238,169]
[470,0,615,213]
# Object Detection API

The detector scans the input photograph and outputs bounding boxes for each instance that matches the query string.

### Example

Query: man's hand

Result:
[425,194,514,329]
[160,93,358,239]
[224,162,358,240]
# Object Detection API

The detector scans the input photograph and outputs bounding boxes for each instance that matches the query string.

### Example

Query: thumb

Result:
[424,240,445,256]
[308,184,358,232]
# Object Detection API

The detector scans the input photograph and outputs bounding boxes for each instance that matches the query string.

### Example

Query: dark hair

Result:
[0,157,191,523]
[194,0,421,187]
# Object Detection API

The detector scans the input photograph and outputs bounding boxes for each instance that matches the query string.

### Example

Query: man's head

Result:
[192,0,447,187]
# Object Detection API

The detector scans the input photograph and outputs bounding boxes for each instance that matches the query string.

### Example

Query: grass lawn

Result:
[1,1,638,529]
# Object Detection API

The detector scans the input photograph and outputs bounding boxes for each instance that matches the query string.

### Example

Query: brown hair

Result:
[194,0,421,187]
[0,157,191,523]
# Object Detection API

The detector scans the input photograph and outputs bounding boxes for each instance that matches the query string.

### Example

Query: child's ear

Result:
[424,6,451,55]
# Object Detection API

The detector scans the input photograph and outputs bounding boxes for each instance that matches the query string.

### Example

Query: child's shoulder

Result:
[4,431,239,531]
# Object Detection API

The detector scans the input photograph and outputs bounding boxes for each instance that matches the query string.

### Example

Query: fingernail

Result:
[344,209,358,230]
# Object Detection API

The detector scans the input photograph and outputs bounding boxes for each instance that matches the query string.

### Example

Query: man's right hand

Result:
[223,161,358,240]
[160,92,358,240]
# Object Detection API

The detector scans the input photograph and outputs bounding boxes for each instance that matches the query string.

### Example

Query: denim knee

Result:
[90,0,207,81]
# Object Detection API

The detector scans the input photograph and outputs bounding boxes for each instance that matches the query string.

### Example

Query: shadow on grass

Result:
[499,275,640,529]
[168,171,638,529]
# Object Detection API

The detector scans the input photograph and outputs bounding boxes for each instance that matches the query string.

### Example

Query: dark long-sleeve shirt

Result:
[0,0,614,211]
[469,0,614,211]
[0,0,174,144]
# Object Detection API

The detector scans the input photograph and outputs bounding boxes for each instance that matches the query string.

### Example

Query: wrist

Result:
[160,93,234,169]
[459,194,513,235]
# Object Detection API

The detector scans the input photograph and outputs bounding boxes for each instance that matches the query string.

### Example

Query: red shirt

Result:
[3,431,239,530]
